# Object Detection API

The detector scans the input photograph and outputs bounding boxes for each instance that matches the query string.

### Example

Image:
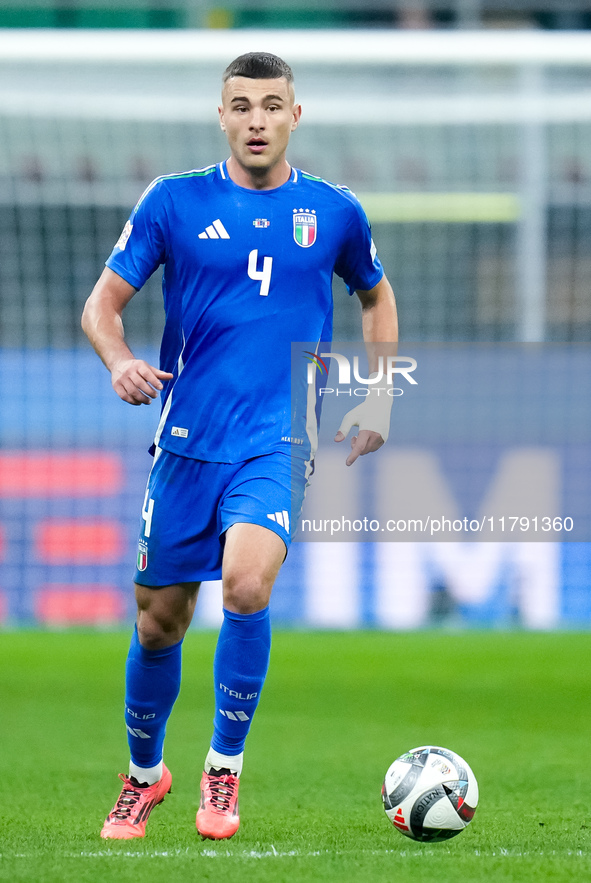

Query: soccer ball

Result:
[382,745,478,842]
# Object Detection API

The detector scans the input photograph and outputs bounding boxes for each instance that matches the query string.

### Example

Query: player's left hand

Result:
[335,426,385,466]
[334,395,392,466]
[334,399,391,466]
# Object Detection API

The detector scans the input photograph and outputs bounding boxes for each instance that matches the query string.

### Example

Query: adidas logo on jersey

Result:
[198,219,230,239]
[267,510,290,532]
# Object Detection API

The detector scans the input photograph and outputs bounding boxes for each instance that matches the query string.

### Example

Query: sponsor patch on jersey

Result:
[115,221,133,251]
[253,218,270,228]
[171,426,189,438]
[293,209,317,248]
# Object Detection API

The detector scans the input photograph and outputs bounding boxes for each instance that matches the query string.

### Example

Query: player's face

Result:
[219,77,301,184]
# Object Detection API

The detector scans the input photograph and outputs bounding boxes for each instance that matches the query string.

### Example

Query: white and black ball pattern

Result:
[382,746,478,842]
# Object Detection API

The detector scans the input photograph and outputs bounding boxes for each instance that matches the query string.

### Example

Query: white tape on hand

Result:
[337,372,393,442]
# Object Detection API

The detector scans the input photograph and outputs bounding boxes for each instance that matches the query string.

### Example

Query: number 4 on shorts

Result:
[142,489,155,538]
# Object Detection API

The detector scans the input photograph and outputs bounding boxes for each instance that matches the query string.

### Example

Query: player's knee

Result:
[137,619,186,649]
[135,583,197,648]
[136,608,190,649]
[222,570,271,614]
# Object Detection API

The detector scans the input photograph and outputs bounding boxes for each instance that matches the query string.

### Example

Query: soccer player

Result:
[82,51,398,841]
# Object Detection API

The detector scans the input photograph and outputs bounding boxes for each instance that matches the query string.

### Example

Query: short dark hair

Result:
[223,52,294,84]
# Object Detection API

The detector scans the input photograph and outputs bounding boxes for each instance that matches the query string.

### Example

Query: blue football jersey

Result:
[106,161,383,464]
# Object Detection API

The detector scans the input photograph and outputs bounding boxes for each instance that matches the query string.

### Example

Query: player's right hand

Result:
[111,359,174,405]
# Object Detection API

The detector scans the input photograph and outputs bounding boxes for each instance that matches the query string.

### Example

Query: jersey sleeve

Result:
[105,179,169,290]
[333,193,384,295]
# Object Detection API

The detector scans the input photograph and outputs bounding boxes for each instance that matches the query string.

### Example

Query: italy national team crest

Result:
[137,540,148,572]
[293,209,317,248]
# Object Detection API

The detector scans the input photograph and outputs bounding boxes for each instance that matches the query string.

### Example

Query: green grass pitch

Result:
[1,629,591,882]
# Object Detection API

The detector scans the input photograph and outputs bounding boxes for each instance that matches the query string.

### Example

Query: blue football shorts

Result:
[134,447,309,586]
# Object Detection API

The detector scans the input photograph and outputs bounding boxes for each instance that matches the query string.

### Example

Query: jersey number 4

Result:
[248,249,273,297]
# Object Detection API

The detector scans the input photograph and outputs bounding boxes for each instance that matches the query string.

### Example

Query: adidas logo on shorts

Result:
[267,510,290,532]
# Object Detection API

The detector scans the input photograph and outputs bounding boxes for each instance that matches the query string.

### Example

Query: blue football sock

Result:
[211,606,271,757]
[124,625,182,769]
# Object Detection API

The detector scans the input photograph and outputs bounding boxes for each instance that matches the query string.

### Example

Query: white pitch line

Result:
[2,847,589,860]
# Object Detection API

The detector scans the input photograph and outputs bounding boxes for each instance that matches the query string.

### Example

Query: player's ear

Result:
[291,103,302,132]
[218,105,226,132]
